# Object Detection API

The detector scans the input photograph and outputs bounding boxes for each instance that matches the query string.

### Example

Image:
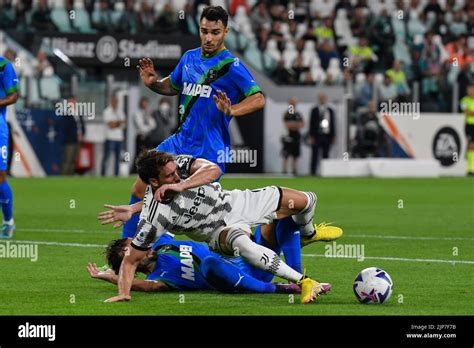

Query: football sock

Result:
[468,150,474,173]
[0,180,13,222]
[228,230,302,283]
[122,194,141,238]
[292,191,317,237]
[200,256,276,293]
[275,218,302,273]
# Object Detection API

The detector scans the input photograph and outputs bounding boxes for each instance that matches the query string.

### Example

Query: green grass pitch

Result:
[0,176,472,315]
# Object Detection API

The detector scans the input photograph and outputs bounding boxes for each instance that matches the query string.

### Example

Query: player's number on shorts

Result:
[1,146,7,160]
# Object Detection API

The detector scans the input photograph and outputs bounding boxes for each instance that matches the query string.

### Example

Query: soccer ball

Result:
[353,267,393,304]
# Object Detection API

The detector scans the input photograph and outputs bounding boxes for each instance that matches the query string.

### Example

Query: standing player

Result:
[461,84,474,175]
[122,6,265,239]
[0,56,18,238]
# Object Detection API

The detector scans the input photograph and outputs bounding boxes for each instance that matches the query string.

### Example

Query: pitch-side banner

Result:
[378,113,467,176]
[37,32,199,67]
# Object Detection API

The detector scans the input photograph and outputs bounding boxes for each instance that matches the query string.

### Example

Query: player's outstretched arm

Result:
[137,58,179,96]
[97,202,143,228]
[87,263,170,292]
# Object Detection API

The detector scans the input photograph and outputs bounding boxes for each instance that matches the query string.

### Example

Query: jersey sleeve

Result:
[230,60,262,98]
[175,154,196,178]
[1,60,19,95]
[168,52,187,92]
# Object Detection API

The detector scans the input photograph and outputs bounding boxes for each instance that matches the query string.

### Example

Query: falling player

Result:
[0,56,18,238]
[99,150,343,304]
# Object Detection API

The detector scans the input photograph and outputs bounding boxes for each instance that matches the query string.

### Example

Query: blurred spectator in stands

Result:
[419,32,442,95]
[350,36,377,74]
[301,25,318,43]
[273,58,294,84]
[281,97,304,175]
[250,2,271,34]
[131,97,156,173]
[308,93,335,176]
[269,21,285,52]
[257,27,270,51]
[101,94,126,177]
[458,59,474,98]
[13,0,32,30]
[84,0,95,24]
[314,17,335,47]
[0,0,14,29]
[92,0,114,33]
[449,10,467,38]
[269,3,284,22]
[301,71,317,85]
[352,100,389,158]
[61,96,85,175]
[117,0,139,34]
[178,2,197,35]
[33,50,54,77]
[467,6,474,37]
[350,6,369,38]
[354,73,374,108]
[292,53,310,82]
[229,0,249,17]
[370,9,395,69]
[31,0,58,32]
[444,35,468,70]
[386,60,411,101]
[310,0,335,19]
[318,40,340,71]
[137,1,155,33]
[423,0,443,18]
[155,3,178,34]
[378,74,399,103]
[335,0,353,16]
[150,98,175,146]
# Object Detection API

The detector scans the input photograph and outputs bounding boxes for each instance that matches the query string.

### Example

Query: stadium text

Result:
[380,100,420,120]
[217,147,258,167]
[0,242,38,262]
[18,322,55,341]
[55,100,95,120]
[324,242,365,261]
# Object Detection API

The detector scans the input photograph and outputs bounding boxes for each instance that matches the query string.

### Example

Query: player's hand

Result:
[104,295,131,303]
[154,183,184,202]
[86,263,115,281]
[213,90,232,116]
[97,204,133,228]
[137,58,158,87]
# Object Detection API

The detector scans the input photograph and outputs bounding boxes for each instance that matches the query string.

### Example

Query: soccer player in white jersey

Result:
[100,150,342,304]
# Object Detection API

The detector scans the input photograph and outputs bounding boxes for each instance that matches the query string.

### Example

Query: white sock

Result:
[3,218,14,226]
[228,231,303,283]
[292,192,316,237]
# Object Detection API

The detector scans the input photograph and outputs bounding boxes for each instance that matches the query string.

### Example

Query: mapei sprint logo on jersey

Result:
[180,245,195,281]
[182,82,212,98]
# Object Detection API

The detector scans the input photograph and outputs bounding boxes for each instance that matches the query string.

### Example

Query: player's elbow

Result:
[255,93,265,110]
[9,92,18,104]
[209,164,222,181]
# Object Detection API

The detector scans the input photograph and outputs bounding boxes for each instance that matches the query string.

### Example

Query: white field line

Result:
[302,253,474,265]
[1,240,473,265]
[17,228,474,241]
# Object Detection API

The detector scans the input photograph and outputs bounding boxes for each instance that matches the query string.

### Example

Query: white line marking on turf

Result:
[0,240,105,248]
[345,234,474,241]
[302,253,474,265]
[18,228,473,241]
[1,240,473,265]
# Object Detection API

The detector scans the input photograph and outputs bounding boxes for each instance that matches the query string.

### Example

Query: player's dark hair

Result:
[135,149,174,184]
[200,6,228,27]
[105,238,128,274]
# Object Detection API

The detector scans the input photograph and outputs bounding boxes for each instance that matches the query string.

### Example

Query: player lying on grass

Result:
[98,150,342,304]
[87,232,308,295]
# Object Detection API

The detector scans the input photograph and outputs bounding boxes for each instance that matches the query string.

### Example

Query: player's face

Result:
[199,18,228,56]
[158,161,181,186]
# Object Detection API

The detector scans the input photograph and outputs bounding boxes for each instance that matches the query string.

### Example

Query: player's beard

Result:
[136,254,157,274]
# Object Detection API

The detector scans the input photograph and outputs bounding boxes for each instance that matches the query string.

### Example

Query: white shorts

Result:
[208,185,282,251]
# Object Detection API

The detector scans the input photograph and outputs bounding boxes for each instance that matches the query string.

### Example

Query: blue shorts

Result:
[0,132,9,171]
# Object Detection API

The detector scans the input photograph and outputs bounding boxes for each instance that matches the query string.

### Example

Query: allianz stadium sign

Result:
[38,33,199,67]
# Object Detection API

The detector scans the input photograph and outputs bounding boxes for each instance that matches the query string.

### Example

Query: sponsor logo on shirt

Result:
[182,82,212,98]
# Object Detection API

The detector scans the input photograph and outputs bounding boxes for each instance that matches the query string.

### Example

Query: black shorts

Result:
[282,139,301,158]
[466,124,474,140]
